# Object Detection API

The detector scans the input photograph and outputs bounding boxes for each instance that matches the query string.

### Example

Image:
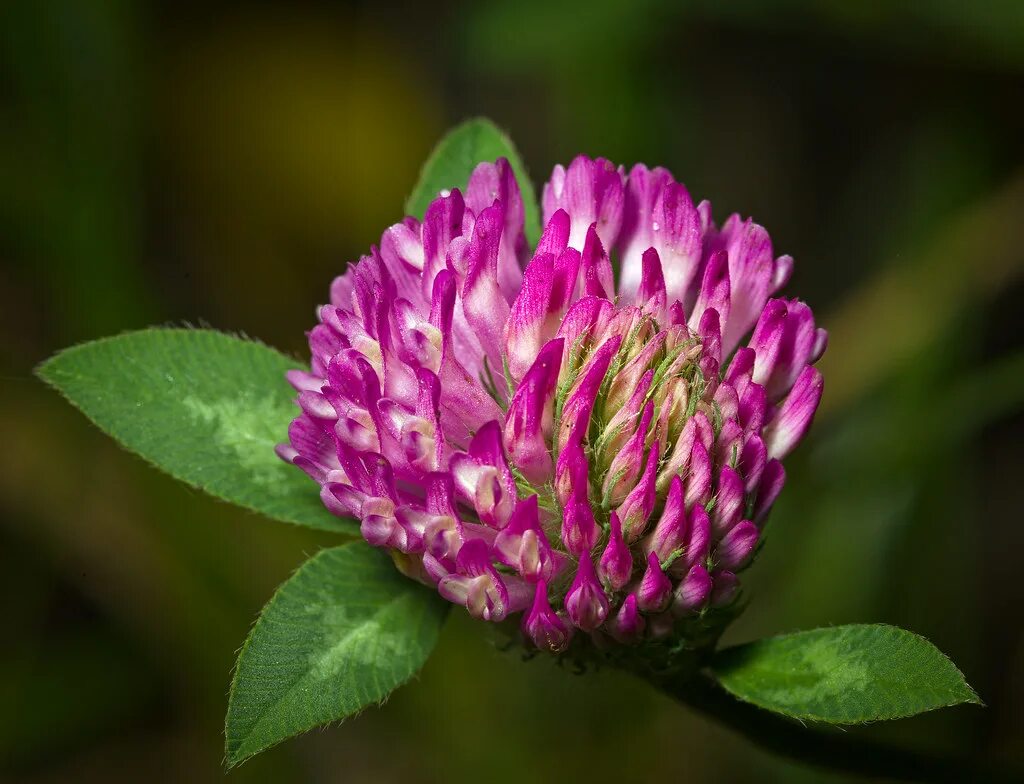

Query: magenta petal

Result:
[557,335,622,453]
[297,390,336,422]
[713,382,739,424]
[536,209,571,257]
[491,494,538,572]
[635,552,673,613]
[393,505,428,553]
[768,298,825,401]
[714,215,775,353]
[436,571,470,605]
[561,496,599,556]
[359,499,400,549]
[452,539,511,622]
[523,580,572,652]
[285,368,323,393]
[688,249,731,336]
[697,308,722,365]
[712,465,745,538]
[465,158,526,302]
[554,436,590,508]
[494,495,565,583]
[564,553,610,631]
[598,511,633,592]
[652,181,703,308]
[450,421,518,528]
[330,267,357,309]
[725,345,756,390]
[414,368,443,467]
[738,380,768,433]
[715,418,744,468]
[739,434,767,494]
[753,459,786,524]
[282,414,338,477]
[618,165,673,296]
[363,452,398,499]
[683,503,711,569]
[698,354,721,399]
[555,296,614,373]
[773,254,793,292]
[601,369,655,459]
[504,338,563,485]
[553,246,583,308]
[710,570,740,608]
[467,420,515,483]
[685,440,713,510]
[442,570,510,622]
[421,189,466,299]
[764,366,823,459]
[542,155,625,251]
[619,171,701,308]
[644,474,688,561]
[610,594,645,642]
[637,248,668,321]
[658,411,699,492]
[617,441,660,543]
[427,281,503,436]
[580,224,614,299]
[668,300,686,326]
[749,298,788,389]
[504,251,556,382]
[425,472,457,516]
[673,564,712,615]
[603,403,654,507]
[393,298,442,373]
[605,332,666,414]
[716,520,759,570]
[455,203,511,366]
[422,505,465,571]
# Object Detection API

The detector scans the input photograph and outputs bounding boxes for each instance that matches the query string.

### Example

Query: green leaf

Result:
[36,328,352,533]
[711,624,981,724]
[406,117,541,245]
[225,542,448,766]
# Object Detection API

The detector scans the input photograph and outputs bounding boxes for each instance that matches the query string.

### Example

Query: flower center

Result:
[502,298,721,582]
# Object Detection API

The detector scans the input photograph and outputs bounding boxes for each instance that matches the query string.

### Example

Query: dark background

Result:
[2,1,1023,782]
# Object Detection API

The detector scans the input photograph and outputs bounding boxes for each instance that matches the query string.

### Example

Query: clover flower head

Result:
[278,155,826,654]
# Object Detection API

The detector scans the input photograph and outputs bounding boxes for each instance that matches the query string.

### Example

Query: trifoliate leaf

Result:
[711,624,981,723]
[37,328,351,533]
[225,542,448,766]
[406,117,541,245]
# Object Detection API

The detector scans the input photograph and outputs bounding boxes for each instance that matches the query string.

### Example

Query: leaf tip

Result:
[962,683,985,708]
[34,351,63,387]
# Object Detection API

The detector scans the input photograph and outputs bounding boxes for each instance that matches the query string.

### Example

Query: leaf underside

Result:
[711,624,981,724]
[225,542,448,766]
[405,117,542,245]
[37,328,353,533]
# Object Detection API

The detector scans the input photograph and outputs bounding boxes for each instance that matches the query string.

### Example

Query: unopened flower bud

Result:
[523,580,572,652]
[565,553,610,631]
[635,552,673,613]
[598,512,632,592]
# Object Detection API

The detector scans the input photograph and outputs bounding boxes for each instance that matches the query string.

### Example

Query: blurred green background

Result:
[2,1,1023,782]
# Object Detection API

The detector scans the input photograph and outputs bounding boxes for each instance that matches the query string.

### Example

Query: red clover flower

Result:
[277,155,826,654]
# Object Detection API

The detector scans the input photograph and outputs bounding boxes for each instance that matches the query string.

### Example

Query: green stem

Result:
[652,673,1006,783]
